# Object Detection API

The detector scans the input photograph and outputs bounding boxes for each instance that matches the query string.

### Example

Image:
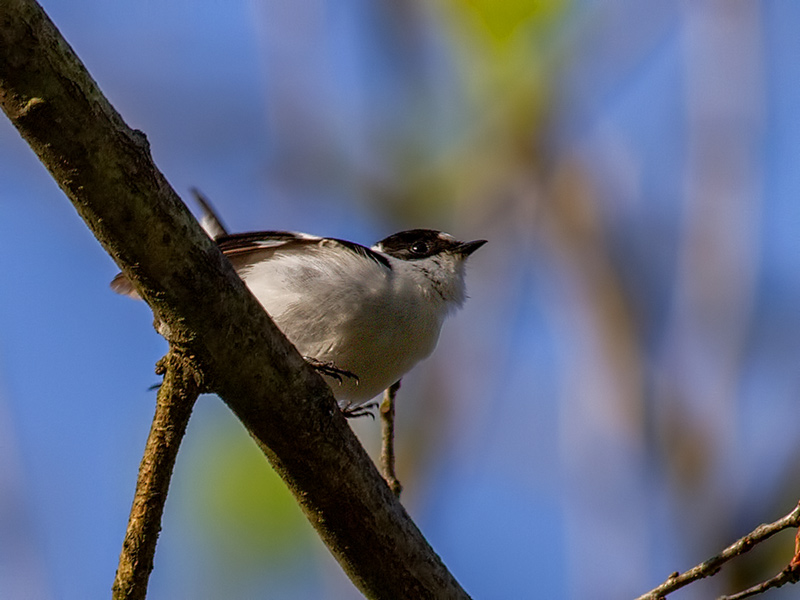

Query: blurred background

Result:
[2,1,800,598]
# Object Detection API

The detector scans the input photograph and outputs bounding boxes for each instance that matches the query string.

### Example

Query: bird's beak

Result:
[457,239,487,257]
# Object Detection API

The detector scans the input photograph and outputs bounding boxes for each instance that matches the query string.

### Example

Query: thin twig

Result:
[719,566,800,600]
[636,501,800,600]
[718,528,800,600]
[380,380,402,497]
[112,349,202,600]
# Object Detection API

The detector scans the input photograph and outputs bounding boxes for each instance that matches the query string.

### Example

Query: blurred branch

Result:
[112,350,202,600]
[0,1,470,598]
[635,501,800,600]
[380,381,403,497]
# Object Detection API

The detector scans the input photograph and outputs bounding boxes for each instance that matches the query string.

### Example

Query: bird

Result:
[111,205,485,412]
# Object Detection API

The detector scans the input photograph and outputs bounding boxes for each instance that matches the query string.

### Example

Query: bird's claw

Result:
[341,401,378,420]
[304,357,359,385]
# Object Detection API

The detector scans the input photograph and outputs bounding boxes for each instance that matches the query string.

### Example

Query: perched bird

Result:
[111,210,485,411]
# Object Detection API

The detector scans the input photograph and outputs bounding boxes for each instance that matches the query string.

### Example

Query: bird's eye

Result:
[410,240,429,255]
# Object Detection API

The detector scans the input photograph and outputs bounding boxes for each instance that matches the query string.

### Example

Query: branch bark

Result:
[112,350,201,600]
[0,1,470,598]
[380,381,403,497]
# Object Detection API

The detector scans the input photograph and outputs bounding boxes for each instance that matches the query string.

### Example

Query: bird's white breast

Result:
[237,244,447,403]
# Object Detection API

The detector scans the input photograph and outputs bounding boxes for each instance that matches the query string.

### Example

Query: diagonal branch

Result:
[720,563,800,600]
[635,501,800,600]
[718,525,800,600]
[0,1,470,598]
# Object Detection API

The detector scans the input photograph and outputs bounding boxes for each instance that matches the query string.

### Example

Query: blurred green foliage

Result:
[448,0,568,44]
[188,419,315,573]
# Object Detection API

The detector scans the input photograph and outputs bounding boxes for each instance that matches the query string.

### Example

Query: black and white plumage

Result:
[112,222,485,406]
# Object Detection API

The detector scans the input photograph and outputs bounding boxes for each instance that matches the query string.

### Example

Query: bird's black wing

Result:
[110,230,392,298]
[216,231,392,270]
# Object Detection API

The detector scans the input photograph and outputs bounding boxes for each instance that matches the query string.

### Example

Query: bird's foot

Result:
[304,357,359,385]
[341,401,378,420]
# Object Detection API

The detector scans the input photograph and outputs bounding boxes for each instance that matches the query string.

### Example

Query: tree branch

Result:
[380,381,403,497]
[0,1,470,598]
[635,501,800,600]
[112,349,202,600]
[719,562,800,600]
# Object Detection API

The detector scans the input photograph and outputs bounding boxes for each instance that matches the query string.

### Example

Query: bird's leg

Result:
[303,356,359,385]
[380,380,402,497]
[304,357,372,418]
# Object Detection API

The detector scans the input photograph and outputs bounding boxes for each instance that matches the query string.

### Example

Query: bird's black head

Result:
[375,229,486,261]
